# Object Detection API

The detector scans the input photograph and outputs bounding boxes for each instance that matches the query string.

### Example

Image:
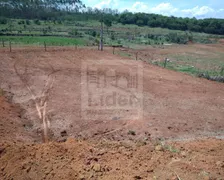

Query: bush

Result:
[167,33,188,44]
[68,29,79,36]
[34,19,41,25]
[111,32,115,40]
[18,20,25,25]
[0,17,7,24]
[91,30,97,37]
[197,72,224,83]
[26,20,31,25]
[220,67,224,76]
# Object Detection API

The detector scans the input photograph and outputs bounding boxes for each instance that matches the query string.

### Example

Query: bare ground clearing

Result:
[0,45,224,179]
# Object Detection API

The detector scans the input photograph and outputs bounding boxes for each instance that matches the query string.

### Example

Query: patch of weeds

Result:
[128,130,136,136]
[199,170,211,179]
[164,145,180,153]
[197,72,224,83]
[155,140,179,153]
[0,89,4,96]
[220,67,224,76]
[117,51,131,58]
[136,140,147,147]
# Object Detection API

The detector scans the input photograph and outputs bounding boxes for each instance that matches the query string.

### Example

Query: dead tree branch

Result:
[14,60,57,143]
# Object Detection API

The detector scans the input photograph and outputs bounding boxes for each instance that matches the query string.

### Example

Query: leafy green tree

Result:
[104,18,112,32]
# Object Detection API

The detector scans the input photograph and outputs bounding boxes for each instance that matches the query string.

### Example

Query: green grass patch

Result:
[116,51,132,58]
[0,36,86,46]
[154,61,224,79]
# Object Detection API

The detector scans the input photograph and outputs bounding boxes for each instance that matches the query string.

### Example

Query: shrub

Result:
[34,19,41,25]
[111,32,115,40]
[197,72,224,83]
[220,67,224,76]
[18,20,25,25]
[167,32,188,44]
[26,20,31,25]
[68,29,79,36]
[0,17,7,24]
[91,30,97,37]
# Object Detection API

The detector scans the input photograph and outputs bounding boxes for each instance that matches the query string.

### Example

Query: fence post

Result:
[164,58,168,68]
[44,42,47,51]
[2,39,5,47]
[136,52,138,60]
[113,47,115,54]
[9,41,11,52]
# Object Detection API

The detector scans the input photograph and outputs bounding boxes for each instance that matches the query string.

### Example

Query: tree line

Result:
[0,0,224,35]
[118,12,224,35]
[0,0,84,19]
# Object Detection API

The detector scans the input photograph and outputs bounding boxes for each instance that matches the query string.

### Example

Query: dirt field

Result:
[0,45,224,179]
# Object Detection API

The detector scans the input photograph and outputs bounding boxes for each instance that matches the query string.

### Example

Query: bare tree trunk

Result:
[14,60,57,143]
[100,16,104,51]
[42,101,48,142]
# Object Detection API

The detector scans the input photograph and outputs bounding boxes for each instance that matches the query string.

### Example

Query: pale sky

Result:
[83,0,224,18]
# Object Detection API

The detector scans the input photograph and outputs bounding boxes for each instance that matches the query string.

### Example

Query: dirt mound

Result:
[0,137,223,180]
[0,95,36,143]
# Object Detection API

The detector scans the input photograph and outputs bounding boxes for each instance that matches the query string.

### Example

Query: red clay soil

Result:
[0,95,36,143]
[0,47,224,180]
[0,137,223,180]
[0,98,223,180]
[0,47,223,140]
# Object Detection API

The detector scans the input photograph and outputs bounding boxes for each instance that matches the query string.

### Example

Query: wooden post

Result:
[75,45,77,50]
[100,13,104,51]
[164,58,167,68]
[2,39,5,47]
[136,52,138,60]
[9,41,11,52]
[44,42,47,51]
[113,47,115,54]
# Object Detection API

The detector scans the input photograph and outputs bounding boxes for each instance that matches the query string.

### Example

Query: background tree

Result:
[104,18,112,33]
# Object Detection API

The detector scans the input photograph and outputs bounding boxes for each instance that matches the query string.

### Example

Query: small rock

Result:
[97,150,106,156]
[92,163,101,172]
[104,165,111,172]
[146,168,154,173]
[216,161,223,167]
[0,147,5,154]
[85,159,91,165]
[60,130,68,137]
[170,176,178,180]
[203,176,210,180]
[26,166,31,173]
[155,145,163,151]
[79,174,85,180]
[66,137,76,144]
[88,172,94,178]
[57,137,67,143]
[134,175,142,179]
[180,151,187,157]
